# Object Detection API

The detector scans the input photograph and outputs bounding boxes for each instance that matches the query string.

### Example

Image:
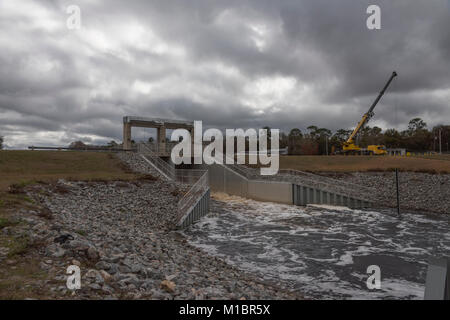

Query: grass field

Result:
[410,154,450,162]
[0,150,137,299]
[0,150,136,191]
[275,155,450,173]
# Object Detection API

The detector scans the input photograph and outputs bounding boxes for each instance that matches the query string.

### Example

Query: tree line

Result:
[66,117,449,155]
[279,118,450,155]
[3,116,446,155]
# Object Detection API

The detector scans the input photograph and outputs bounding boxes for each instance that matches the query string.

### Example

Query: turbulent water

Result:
[183,194,450,300]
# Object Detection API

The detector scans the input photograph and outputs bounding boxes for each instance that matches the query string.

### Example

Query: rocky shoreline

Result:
[5,150,447,299]
[239,165,449,214]
[323,171,450,214]
[20,176,301,299]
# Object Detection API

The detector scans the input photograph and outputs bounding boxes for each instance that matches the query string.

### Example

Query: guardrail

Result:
[144,142,179,154]
[138,143,176,179]
[205,151,375,203]
[176,170,210,228]
[137,143,210,228]
[277,169,377,200]
[222,163,375,203]
[175,169,208,185]
[28,146,134,152]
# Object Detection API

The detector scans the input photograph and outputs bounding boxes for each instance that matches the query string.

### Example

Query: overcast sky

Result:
[0,0,449,148]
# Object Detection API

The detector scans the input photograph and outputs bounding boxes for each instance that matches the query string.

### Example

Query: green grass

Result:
[0,233,30,257]
[0,256,50,299]
[74,229,87,236]
[6,236,30,257]
[0,217,17,229]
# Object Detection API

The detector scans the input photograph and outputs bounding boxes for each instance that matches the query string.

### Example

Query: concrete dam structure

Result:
[207,163,373,209]
[128,116,375,229]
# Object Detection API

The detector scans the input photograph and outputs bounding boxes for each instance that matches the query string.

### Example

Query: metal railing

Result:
[278,169,377,195]
[278,169,375,202]
[175,169,208,185]
[138,143,176,179]
[137,143,210,227]
[176,170,209,226]
[222,163,376,203]
[138,143,209,185]
[144,142,179,154]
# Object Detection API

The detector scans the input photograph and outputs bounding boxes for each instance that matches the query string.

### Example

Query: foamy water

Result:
[183,195,450,299]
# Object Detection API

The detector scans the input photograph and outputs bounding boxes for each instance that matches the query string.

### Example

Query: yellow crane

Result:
[343,71,398,155]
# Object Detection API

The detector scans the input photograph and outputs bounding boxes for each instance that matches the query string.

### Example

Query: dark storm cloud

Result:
[0,0,449,148]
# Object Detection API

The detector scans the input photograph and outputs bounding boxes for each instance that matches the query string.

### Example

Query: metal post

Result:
[395,169,400,215]
[434,135,436,153]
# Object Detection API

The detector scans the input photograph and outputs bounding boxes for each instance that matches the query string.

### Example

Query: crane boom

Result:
[346,71,398,144]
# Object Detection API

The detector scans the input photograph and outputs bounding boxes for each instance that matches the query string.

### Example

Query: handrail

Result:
[137,143,210,227]
[138,143,176,180]
[224,163,376,203]
[206,151,374,202]
[278,169,377,194]
[176,170,209,226]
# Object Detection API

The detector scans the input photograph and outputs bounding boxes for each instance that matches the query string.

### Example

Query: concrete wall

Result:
[207,164,249,198]
[292,184,372,209]
[248,180,292,204]
[177,189,210,229]
[174,163,373,229]
[207,164,291,205]
[206,163,373,209]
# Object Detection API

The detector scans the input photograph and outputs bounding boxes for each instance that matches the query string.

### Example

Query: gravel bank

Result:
[239,165,449,214]
[18,152,301,299]
[323,172,450,214]
[116,152,164,178]
[25,179,300,299]
[239,165,376,202]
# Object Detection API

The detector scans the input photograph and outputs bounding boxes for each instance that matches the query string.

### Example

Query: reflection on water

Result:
[183,194,450,299]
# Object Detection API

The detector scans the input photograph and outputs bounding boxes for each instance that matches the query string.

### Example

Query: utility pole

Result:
[439,129,442,154]
[325,135,329,156]
[395,169,400,216]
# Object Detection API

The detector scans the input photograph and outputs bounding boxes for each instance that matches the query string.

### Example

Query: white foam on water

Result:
[336,251,354,266]
[307,204,352,211]
[184,197,450,300]
[378,278,424,300]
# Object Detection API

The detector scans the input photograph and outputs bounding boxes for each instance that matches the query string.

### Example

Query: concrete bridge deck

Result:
[123,116,194,153]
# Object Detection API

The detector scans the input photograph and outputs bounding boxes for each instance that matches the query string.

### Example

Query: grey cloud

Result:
[0,0,449,148]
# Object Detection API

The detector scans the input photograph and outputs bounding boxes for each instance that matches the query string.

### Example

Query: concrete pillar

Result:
[123,122,131,150]
[157,126,166,153]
